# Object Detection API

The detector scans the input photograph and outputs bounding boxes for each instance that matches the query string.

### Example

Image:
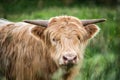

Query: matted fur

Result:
[0,16,100,80]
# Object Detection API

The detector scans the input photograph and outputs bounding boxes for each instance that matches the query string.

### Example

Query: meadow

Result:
[0,6,119,80]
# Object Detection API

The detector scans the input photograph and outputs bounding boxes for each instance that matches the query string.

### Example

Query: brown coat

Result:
[0,16,100,80]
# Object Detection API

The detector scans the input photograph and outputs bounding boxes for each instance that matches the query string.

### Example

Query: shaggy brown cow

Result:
[0,16,105,80]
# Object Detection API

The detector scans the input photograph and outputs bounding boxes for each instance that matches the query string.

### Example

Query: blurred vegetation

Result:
[0,0,117,18]
[0,0,119,80]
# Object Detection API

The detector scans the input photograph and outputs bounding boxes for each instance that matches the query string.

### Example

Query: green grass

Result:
[2,6,119,80]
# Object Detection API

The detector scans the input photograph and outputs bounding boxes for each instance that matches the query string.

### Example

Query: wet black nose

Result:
[63,55,77,64]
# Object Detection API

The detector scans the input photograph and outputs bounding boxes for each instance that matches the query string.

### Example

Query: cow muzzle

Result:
[60,52,78,66]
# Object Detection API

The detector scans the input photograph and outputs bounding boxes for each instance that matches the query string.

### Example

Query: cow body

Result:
[0,22,53,80]
[0,16,101,80]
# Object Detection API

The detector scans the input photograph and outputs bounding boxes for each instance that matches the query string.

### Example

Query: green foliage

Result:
[0,5,119,80]
[79,52,117,80]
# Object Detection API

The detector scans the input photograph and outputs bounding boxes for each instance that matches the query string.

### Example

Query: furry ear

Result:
[30,26,45,40]
[84,24,100,39]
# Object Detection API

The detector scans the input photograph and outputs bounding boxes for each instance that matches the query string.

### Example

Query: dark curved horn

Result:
[81,19,106,26]
[24,20,49,27]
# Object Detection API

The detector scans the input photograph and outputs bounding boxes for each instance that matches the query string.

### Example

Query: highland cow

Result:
[0,16,105,80]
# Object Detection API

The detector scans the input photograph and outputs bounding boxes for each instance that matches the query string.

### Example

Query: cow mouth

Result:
[60,63,76,70]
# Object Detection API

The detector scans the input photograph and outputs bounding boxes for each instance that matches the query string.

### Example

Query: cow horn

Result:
[24,20,49,27]
[81,19,106,26]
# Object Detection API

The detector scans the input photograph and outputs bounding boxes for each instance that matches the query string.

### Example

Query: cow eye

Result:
[52,38,58,42]
[52,38,59,42]
[77,36,80,40]
[53,38,56,42]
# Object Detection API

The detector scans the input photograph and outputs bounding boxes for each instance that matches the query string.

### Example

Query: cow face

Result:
[30,16,100,68]
[43,16,100,68]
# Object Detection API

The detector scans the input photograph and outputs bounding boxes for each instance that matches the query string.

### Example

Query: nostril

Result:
[63,55,77,61]
[73,56,77,60]
[63,56,68,61]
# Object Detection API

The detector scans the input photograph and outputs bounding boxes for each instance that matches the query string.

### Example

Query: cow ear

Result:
[84,24,100,39]
[30,26,45,40]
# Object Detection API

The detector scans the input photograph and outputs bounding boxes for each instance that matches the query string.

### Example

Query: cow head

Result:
[24,16,106,69]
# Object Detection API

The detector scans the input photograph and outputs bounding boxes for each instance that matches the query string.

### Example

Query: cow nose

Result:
[63,54,77,64]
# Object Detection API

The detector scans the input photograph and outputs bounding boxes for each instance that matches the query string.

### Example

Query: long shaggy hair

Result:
[0,16,100,80]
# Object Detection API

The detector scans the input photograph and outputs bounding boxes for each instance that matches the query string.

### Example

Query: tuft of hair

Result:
[49,15,82,23]
[0,18,13,26]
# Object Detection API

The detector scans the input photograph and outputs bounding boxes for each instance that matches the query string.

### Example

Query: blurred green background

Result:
[0,0,119,80]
